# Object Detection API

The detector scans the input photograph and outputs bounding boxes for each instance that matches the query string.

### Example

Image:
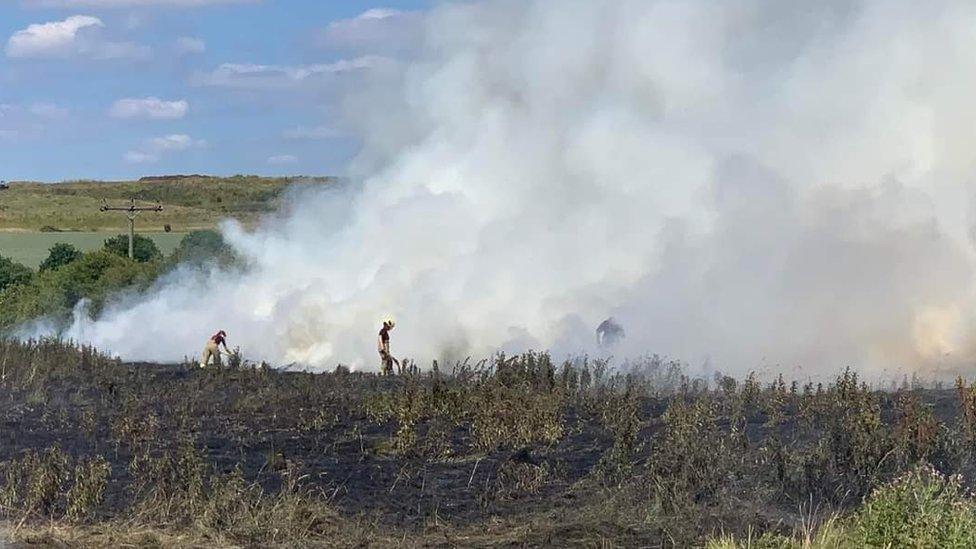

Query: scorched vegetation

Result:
[1,340,976,547]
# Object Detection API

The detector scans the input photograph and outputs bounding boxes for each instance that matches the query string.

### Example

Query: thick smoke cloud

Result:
[60,0,976,375]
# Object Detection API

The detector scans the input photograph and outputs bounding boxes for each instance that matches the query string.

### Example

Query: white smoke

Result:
[58,0,976,375]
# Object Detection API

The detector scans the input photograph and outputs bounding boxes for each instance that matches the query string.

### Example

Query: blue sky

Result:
[0,0,429,181]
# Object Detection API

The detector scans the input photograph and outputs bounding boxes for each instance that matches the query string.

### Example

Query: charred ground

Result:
[1,339,975,547]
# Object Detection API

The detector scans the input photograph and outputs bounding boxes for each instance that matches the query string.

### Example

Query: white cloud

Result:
[122,13,150,31]
[0,129,24,142]
[0,102,68,142]
[110,97,188,120]
[149,134,203,151]
[22,0,256,7]
[192,56,390,89]
[359,8,403,20]
[175,36,205,55]
[29,103,69,119]
[6,15,149,60]
[319,8,423,54]
[125,133,205,163]
[283,125,341,141]
[267,154,298,165]
[123,150,156,163]
[6,15,101,58]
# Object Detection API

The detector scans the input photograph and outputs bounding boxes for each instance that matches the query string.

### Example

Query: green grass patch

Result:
[0,232,184,268]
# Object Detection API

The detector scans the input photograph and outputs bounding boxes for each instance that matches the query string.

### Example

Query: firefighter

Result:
[378,319,397,375]
[596,317,625,349]
[201,330,230,368]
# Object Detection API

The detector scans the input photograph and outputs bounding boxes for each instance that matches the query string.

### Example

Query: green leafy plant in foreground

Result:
[850,466,976,548]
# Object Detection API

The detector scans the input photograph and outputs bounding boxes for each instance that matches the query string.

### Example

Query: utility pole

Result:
[99,199,163,259]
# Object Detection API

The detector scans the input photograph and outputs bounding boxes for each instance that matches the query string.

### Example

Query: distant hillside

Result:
[0,175,335,232]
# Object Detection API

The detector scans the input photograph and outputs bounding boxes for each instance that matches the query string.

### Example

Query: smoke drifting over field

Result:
[63,0,976,374]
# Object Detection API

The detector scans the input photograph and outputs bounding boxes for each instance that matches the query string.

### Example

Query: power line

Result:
[99,199,163,260]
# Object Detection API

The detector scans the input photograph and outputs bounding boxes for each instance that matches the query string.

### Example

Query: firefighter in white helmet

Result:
[378,319,397,375]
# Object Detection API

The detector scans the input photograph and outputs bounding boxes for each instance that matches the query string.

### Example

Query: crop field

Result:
[0,232,184,268]
[2,340,976,547]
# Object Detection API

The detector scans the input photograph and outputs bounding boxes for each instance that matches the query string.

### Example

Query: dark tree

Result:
[0,256,33,292]
[39,243,83,272]
[103,234,162,263]
[171,230,238,267]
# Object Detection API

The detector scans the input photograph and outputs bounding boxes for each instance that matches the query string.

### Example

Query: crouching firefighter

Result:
[378,319,399,375]
[201,330,229,368]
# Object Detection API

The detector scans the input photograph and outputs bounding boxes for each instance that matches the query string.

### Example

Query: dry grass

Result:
[0,176,334,231]
[1,339,975,547]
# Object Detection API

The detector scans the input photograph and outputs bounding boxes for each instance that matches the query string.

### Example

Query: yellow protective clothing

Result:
[200,340,222,368]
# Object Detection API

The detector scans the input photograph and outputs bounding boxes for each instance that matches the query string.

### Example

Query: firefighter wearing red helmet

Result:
[201,330,229,368]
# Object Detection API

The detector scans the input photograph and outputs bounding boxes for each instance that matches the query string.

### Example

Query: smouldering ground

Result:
[1,340,975,547]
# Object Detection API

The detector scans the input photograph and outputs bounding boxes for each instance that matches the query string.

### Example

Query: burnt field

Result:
[1,339,976,547]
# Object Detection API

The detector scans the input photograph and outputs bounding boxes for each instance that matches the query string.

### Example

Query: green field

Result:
[0,175,334,232]
[0,175,334,268]
[0,231,185,267]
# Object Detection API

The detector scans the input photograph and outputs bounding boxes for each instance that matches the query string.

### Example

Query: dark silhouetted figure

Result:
[596,317,625,349]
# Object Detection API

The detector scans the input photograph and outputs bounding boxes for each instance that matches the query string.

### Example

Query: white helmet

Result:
[383,318,396,329]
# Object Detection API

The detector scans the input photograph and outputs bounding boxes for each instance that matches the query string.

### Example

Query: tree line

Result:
[0,231,238,332]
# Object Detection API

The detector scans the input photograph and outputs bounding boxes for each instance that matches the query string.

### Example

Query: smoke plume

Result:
[60,0,976,375]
